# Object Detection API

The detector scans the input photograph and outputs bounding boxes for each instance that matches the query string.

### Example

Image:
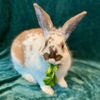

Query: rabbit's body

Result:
[11,28,71,90]
[11,3,87,95]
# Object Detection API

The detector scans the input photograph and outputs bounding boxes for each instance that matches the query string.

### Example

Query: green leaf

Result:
[43,64,59,86]
[46,66,53,76]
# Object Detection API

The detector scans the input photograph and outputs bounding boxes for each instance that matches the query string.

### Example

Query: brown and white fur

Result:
[11,3,87,95]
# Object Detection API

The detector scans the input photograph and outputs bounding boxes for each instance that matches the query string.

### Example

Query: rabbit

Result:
[11,3,87,95]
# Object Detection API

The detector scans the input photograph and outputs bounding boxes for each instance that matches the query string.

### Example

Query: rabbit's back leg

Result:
[11,54,36,83]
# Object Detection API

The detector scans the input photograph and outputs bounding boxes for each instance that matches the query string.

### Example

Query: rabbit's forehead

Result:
[47,33,64,44]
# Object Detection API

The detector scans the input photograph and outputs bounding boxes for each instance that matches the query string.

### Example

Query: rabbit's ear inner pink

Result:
[33,3,53,36]
[61,11,87,40]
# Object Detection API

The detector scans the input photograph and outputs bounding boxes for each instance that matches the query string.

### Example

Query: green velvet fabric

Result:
[0,0,100,100]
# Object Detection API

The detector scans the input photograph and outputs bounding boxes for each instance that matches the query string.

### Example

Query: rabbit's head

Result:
[34,3,87,65]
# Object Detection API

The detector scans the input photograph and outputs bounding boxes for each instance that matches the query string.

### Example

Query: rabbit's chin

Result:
[47,59,61,65]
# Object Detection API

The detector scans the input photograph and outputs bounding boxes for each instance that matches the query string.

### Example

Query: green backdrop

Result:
[0,0,100,100]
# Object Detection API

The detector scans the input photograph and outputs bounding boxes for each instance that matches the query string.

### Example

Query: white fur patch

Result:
[22,33,45,67]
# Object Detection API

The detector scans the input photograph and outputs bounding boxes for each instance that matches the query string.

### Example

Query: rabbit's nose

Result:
[49,47,62,61]
[49,47,57,58]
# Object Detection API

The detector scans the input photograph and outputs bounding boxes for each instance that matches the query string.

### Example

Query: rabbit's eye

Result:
[61,43,64,49]
[60,42,65,49]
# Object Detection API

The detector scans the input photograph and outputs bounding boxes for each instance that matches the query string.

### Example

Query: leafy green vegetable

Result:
[43,64,59,86]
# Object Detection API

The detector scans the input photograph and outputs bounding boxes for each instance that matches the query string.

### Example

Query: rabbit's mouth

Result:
[43,52,62,65]
[48,59,61,65]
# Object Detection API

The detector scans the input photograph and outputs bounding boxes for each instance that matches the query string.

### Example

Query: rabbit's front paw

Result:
[58,78,68,88]
[22,74,37,84]
[41,86,54,95]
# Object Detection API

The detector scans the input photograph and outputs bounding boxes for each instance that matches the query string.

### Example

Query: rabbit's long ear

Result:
[61,11,87,40]
[33,3,53,35]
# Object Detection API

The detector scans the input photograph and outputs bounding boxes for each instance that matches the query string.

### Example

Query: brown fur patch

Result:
[43,46,62,61]
[46,37,53,45]
[42,37,54,52]
[43,53,49,60]
[49,46,57,58]
[55,55,62,61]
[11,28,44,65]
